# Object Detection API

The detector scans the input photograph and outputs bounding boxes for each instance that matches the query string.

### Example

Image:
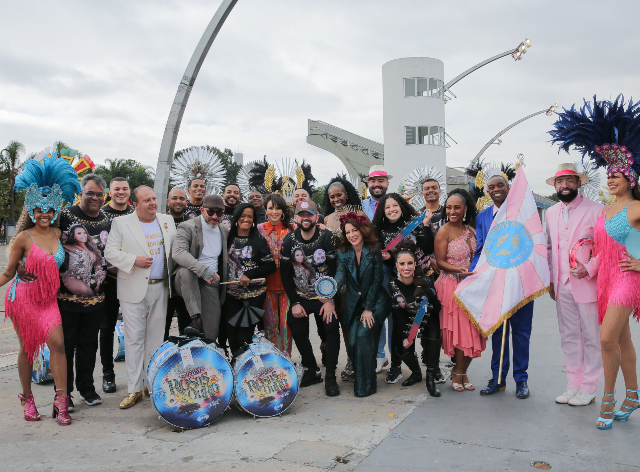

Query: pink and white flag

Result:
[454,166,550,337]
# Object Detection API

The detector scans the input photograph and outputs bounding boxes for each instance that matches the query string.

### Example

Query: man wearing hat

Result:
[545,164,603,406]
[361,165,392,221]
[170,195,229,341]
[280,200,341,396]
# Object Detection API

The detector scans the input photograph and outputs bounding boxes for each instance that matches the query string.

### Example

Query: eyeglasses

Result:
[203,208,224,217]
[84,191,105,199]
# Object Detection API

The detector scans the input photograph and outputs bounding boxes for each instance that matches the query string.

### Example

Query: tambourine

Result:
[315,276,337,299]
[570,237,595,269]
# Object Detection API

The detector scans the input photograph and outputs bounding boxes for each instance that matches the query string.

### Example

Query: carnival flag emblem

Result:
[454,166,550,337]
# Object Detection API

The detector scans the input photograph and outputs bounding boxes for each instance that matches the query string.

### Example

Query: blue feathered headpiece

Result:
[14,150,81,222]
[549,95,640,187]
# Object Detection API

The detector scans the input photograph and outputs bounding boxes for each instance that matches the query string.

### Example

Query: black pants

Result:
[164,295,191,341]
[99,280,119,376]
[391,310,440,372]
[224,295,263,356]
[287,299,340,376]
[61,306,105,395]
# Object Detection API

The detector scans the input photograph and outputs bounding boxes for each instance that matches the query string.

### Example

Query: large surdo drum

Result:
[147,337,234,429]
[232,337,302,418]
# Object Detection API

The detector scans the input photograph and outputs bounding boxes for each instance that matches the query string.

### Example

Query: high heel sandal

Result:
[597,391,616,430]
[614,388,640,421]
[52,390,72,426]
[462,374,475,391]
[18,393,41,421]
[451,372,464,392]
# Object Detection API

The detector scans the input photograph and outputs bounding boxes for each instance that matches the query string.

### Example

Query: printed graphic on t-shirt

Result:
[60,223,107,298]
[292,246,320,297]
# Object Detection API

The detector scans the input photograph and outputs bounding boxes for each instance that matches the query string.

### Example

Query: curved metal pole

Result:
[154,0,238,205]
[469,109,548,167]
[443,50,513,92]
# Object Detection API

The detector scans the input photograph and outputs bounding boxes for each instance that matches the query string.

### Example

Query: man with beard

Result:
[471,174,534,399]
[280,201,340,396]
[361,166,392,373]
[100,177,134,394]
[545,164,603,406]
[292,188,324,224]
[361,165,390,221]
[164,187,191,338]
[249,190,267,224]
[221,184,241,230]
[170,195,229,340]
[185,178,206,219]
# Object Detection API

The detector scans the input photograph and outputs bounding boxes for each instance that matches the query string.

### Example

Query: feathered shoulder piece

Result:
[549,95,640,186]
[14,150,81,221]
[247,158,316,203]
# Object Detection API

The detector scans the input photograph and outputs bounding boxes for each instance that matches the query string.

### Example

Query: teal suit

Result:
[334,245,391,396]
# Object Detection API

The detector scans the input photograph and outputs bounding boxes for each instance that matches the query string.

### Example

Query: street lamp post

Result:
[469,103,559,167]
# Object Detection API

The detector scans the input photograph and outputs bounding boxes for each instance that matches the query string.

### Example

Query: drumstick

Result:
[219,278,266,285]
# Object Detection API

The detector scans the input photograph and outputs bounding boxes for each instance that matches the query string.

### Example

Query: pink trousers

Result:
[555,282,603,394]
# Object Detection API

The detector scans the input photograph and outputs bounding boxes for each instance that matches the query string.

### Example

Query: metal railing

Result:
[308,120,385,160]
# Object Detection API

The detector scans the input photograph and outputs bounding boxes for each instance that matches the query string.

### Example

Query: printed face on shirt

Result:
[294,248,306,264]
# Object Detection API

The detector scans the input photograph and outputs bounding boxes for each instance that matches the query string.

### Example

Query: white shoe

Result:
[375,358,389,374]
[555,388,579,404]
[568,391,596,406]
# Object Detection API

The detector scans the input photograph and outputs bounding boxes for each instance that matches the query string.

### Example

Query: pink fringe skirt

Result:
[595,215,640,325]
[436,274,486,359]
[4,244,61,362]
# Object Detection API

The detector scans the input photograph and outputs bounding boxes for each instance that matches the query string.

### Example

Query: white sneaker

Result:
[376,357,389,374]
[555,388,579,404]
[568,391,596,406]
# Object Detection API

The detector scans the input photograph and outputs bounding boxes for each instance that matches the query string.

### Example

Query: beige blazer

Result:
[170,216,229,305]
[104,211,176,304]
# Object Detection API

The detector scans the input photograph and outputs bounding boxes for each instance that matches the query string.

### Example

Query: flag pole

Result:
[498,320,507,383]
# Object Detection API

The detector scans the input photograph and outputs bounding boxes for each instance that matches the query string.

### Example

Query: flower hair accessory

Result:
[339,211,367,229]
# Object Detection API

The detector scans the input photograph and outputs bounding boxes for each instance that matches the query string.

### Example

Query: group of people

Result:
[3,96,640,431]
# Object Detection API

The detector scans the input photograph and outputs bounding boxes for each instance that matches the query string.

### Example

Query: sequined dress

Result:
[594,204,640,324]
[435,225,486,358]
[5,237,65,362]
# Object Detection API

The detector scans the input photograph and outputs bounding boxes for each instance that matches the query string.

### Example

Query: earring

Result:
[463,211,467,222]
[281,214,285,220]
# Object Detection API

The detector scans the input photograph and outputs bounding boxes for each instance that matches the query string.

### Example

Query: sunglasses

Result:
[203,208,224,217]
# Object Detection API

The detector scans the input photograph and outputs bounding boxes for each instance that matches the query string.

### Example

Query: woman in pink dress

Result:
[0,152,80,425]
[434,189,485,392]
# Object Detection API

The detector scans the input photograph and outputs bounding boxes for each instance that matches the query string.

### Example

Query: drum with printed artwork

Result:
[113,321,125,361]
[147,338,234,429]
[232,340,302,418]
[32,344,53,384]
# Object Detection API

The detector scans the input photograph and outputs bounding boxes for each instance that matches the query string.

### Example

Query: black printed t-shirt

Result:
[377,219,434,272]
[57,205,111,313]
[388,277,440,335]
[220,206,236,232]
[102,204,135,221]
[184,202,202,220]
[226,233,276,298]
[280,227,337,304]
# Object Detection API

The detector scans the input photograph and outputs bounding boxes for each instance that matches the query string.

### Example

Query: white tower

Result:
[382,57,446,192]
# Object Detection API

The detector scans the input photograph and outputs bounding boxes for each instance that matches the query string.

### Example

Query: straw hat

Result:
[546,163,590,186]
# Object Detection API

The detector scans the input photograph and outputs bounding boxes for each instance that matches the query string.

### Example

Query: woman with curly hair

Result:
[322,176,368,236]
[372,193,435,384]
[320,212,390,397]
[434,189,484,392]
[258,194,295,354]
[59,223,106,296]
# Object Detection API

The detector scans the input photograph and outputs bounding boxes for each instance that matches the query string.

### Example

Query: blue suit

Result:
[472,206,533,383]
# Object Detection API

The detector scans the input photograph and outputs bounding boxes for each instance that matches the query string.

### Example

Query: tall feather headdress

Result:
[170,146,226,195]
[465,160,515,211]
[549,95,640,187]
[248,157,316,203]
[401,165,447,210]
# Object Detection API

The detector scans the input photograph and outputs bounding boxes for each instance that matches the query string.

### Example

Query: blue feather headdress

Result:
[14,150,81,222]
[549,95,640,187]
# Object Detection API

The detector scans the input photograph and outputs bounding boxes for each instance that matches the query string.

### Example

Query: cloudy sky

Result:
[2,0,638,195]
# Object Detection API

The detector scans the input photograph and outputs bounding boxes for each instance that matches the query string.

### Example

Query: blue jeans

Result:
[377,268,393,359]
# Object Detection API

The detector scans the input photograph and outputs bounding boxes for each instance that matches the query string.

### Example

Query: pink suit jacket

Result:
[545,197,603,304]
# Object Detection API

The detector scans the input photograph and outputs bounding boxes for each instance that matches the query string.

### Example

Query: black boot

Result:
[325,375,340,396]
[426,371,441,397]
[183,316,204,338]
[102,372,116,393]
[300,368,323,387]
[402,371,423,386]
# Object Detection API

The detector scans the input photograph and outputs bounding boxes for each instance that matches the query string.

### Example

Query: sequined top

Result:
[258,221,292,291]
[441,225,476,280]
[604,203,640,259]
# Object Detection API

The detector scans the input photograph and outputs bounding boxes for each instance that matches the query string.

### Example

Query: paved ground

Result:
[1,246,640,471]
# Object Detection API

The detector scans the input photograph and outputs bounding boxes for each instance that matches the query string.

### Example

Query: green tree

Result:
[0,140,25,224]
[545,193,560,202]
[94,158,155,191]
[312,184,326,209]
